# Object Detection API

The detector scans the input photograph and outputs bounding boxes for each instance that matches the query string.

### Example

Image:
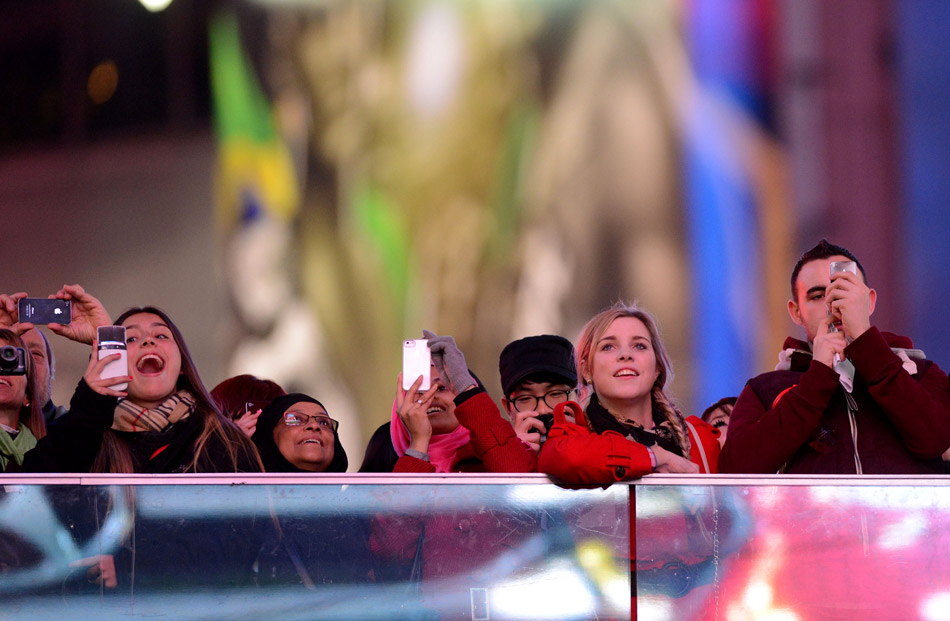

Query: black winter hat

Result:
[498,335,577,397]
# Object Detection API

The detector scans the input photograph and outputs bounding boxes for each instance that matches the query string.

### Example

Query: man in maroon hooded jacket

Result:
[720,240,950,474]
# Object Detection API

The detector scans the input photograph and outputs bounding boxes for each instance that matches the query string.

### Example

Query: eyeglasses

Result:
[283,411,339,431]
[511,389,573,412]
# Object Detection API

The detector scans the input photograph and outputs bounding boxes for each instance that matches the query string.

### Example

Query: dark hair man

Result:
[499,335,577,453]
[720,240,950,474]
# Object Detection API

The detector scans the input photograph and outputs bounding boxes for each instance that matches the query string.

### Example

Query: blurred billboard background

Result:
[1,0,948,467]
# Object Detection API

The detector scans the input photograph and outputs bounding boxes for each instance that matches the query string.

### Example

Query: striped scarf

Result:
[112,390,196,432]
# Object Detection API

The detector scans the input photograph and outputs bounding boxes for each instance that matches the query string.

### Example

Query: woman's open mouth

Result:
[136,354,166,376]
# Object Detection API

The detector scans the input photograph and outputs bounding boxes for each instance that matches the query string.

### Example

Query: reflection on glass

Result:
[635,485,950,620]
[1,482,629,620]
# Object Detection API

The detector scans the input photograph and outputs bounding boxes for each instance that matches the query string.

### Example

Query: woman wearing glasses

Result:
[252,393,347,473]
[498,334,578,454]
[251,394,374,588]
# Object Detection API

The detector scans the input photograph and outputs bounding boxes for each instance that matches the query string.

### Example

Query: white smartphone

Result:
[402,339,431,391]
[97,325,129,391]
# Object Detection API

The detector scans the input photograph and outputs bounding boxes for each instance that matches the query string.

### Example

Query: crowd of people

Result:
[0,282,725,479]
[6,239,946,479]
[3,239,949,607]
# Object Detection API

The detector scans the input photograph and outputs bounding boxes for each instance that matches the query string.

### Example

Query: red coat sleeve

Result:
[685,416,721,474]
[719,360,840,473]
[453,389,537,473]
[846,327,950,458]
[538,420,654,484]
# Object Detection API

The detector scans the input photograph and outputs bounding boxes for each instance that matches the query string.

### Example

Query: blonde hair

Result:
[575,302,689,455]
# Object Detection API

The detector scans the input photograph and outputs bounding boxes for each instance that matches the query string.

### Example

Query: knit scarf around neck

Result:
[0,423,37,470]
[585,394,686,457]
[112,390,196,432]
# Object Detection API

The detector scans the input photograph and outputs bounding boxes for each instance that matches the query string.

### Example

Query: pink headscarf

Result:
[390,398,470,473]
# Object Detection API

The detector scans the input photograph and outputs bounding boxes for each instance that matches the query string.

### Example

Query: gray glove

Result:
[423,330,476,392]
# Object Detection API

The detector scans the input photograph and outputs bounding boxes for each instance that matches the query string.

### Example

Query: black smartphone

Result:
[18,298,71,325]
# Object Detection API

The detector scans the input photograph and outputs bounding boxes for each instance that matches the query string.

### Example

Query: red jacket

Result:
[720,327,950,474]
[538,401,721,485]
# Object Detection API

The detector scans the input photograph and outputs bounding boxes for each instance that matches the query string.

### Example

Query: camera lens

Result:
[0,346,16,363]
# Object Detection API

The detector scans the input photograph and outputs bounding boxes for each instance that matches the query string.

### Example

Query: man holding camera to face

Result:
[720,240,950,474]
[499,335,577,453]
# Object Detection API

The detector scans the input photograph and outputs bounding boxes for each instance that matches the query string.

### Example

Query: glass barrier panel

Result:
[1,478,630,620]
[635,481,950,621]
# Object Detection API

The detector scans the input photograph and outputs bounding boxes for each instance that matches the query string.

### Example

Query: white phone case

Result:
[402,339,431,391]
[98,327,129,391]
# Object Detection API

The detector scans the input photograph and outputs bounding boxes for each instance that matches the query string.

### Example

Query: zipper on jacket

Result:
[844,388,871,555]
[845,392,863,474]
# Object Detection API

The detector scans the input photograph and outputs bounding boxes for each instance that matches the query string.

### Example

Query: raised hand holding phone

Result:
[827,260,857,365]
[395,372,439,452]
[0,292,33,334]
[827,260,874,344]
[84,338,130,398]
[47,284,111,345]
[827,262,856,328]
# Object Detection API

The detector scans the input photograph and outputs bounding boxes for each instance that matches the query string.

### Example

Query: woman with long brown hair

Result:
[24,289,260,473]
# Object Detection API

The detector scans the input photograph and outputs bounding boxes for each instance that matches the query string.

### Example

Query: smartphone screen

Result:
[18,298,71,325]
[402,339,431,391]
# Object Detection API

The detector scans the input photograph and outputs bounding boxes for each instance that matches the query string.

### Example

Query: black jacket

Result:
[23,379,260,473]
